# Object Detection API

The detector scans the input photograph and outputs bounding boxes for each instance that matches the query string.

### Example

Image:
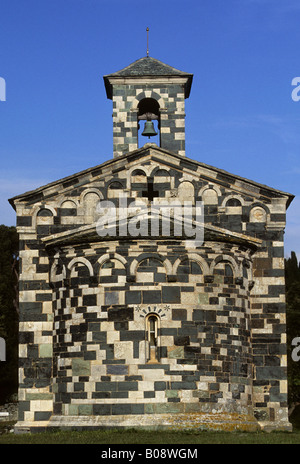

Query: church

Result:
[9,54,294,432]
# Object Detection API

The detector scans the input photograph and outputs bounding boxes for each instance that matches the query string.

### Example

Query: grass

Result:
[0,425,300,444]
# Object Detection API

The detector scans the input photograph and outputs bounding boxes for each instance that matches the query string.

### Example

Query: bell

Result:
[141,120,157,138]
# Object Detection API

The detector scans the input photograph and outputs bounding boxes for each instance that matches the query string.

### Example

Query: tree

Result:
[285,251,300,425]
[0,225,19,403]
[286,251,300,290]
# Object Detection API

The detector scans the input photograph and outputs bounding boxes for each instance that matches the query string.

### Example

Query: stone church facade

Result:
[10,56,294,432]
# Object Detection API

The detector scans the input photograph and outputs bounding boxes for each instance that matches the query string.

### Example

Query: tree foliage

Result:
[285,251,300,421]
[0,225,19,403]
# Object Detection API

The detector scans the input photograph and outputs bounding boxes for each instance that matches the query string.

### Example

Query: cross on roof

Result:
[142,179,159,202]
[146,27,149,57]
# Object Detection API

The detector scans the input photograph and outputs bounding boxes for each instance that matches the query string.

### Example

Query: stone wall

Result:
[111,84,187,157]
[50,241,254,421]
[12,146,292,431]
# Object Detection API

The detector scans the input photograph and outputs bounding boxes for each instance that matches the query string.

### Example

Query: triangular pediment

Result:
[42,204,262,252]
[9,144,294,210]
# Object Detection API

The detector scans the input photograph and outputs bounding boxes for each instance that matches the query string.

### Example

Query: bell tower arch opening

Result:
[104,56,193,157]
[138,98,160,148]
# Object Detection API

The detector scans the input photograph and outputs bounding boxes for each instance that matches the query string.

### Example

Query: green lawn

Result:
[0,426,300,444]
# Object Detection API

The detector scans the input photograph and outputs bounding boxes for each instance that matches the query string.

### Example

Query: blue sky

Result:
[1,0,300,259]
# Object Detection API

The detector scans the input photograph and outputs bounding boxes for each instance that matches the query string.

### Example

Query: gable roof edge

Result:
[8,145,294,210]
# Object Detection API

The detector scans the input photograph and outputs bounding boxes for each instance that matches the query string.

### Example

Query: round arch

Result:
[97,253,127,269]
[173,253,210,275]
[131,91,166,111]
[130,254,172,277]
[67,257,94,277]
[210,254,240,277]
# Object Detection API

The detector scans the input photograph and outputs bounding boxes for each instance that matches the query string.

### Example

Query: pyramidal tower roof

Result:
[104,56,193,99]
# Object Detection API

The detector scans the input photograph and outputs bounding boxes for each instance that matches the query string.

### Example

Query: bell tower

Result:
[104,56,193,158]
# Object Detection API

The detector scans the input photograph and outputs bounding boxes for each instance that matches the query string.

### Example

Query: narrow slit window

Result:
[146,314,160,363]
[149,315,157,346]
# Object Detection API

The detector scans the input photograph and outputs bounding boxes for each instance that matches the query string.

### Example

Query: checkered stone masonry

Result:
[111,85,187,157]
[11,145,293,432]
[11,54,293,431]
[50,242,254,419]
[103,56,193,158]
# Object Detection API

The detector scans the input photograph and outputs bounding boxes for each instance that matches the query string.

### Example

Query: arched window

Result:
[107,181,124,199]
[154,169,170,178]
[148,315,157,347]
[138,98,160,147]
[36,207,54,226]
[146,314,160,363]
[131,169,147,181]
[226,198,241,207]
